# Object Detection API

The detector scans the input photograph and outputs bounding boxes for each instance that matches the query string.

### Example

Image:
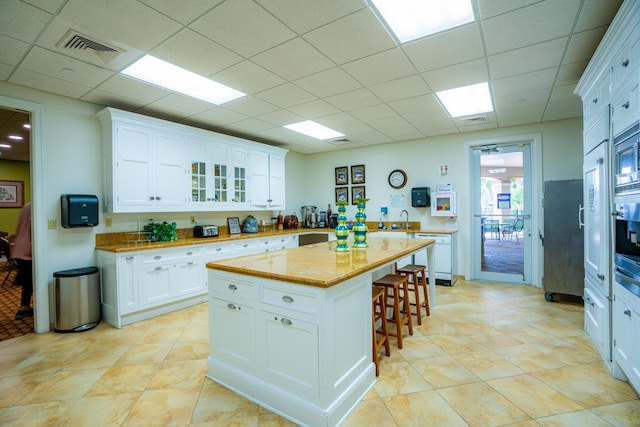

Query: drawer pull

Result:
[243,244,248,248]
[228,284,237,291]
[154,266,162,271]
[187,261,194,265]
[624,309,631,317]
[597,273,605,281]
[280,318,292,326]
[622,101,630,109]
[154,255,162,260]
[227,303,236,310]
[622,58,629,67]
[216,248,222,252]
[592,97,598,104]
[125,256,134,260]
[282,295,294,303]
[186,251,193,256]
[585,296,595,307]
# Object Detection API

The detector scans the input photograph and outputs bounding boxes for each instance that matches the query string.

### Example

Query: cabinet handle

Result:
[585,296,595,307]
[622,58,629,67]
[186,251,193,256]
[154,266,162,271]
[227,303,236,310]
[125,256,134,260]
[149,196,155,201]
[282,295,294,303]
[243,244,248,248]
[216,248,222,252]
[187,261,194,265]
[280,318,292,326]
[597,273,605,281]
[592,97,598,104]
[228,284,237,291]
[156,196,162,200]
[622,101,630,109]
[154,255,162,260]
[624,309,631,317]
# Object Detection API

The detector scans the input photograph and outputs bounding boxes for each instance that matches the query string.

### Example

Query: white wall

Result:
[0,80,583,329]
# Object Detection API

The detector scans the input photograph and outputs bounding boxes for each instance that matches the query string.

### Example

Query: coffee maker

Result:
[301,206,317,228]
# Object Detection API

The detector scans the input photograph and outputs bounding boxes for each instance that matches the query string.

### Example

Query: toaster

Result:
[194,225,219,238]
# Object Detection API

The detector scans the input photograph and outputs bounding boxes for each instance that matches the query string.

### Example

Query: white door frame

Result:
[466,133,543,287]
[0,95,49,332]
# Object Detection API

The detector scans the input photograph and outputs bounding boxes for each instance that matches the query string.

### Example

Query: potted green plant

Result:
[143,220,178,242]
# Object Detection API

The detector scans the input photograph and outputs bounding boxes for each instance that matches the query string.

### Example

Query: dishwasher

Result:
[413,233,458,286]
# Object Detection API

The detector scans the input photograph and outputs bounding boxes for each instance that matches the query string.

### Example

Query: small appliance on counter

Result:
[194,225,219,238]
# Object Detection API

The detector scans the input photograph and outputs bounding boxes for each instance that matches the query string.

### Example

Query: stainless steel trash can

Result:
[54,266,101,332]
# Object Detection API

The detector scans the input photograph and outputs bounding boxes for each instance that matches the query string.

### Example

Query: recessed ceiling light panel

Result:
[369,0,475,43]
[436,82,494,118]
[284,120,345,140]
[121,55,246,105]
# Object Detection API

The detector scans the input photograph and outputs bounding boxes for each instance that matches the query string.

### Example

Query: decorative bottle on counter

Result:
[291,212,298,229]
[277,211,283,231]
[334,202,349,252]
[327,203,332,226]
[352,198,369,249]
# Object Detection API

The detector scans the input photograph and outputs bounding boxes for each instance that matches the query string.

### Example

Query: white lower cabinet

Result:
[613,282,640,393]
[413,232,458,285]
[210,297,256,369]
[584,275,611,363]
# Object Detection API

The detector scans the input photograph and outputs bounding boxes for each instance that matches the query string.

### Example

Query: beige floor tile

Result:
[19,368,106,404]
[342,398,397,426]
[164,339,210,361]
[374,361,432,398]
[465,326,526,348]
[86,364,157,396]
[382,389,469,427]
[411,355,482,388]
[487,374,583,418]
[60,344,130,370]
[395,335,447,360]
[191,380,260,423]
[0,352,35,376]
[529,319,588,338]
[114,342,173,366]
[256,412,299,426]
[0,400,76,426]
[413,316,459,336]
[3,346,84,376]
[122,386,201,426]
[590,400,640,426]
[146,359,206,390]
[493,322,556,343]
[453,350,526,380]
[0,371,52,407]
[136,326,186,344]
[429,332,485,354]
[493,342,569,372]
[536,409,615,426]
[438,382,530,427]
[177,323,209,342]
[64,393,140,427]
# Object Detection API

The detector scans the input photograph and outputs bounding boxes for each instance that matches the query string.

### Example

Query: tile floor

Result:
[0,280,638,426]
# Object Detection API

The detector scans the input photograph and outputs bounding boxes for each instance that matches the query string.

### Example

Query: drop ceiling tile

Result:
[138,0,221,25]
[140,93,215,117]
[368,115,412,131]
[0,1,52,43]
[389,94,441,115]
[19,47,114,86]
[494,88,551,110]
[190,0,296,58]
[223,96,280,117]
[80,89,150,111]
[482,0,580,56]
[497,104,545,126]
[22,0,66,13]
[492,69,557,97]
[342,48,417,86]
[557,60,589,86]
[190,107,248,126]
[324,88,380,111]
[381,125,424,142]
[256,0,365,34]
[563,27,609,65]
[303,8,395,65]
[404,111,453,132]
[10,68,92,98]
[252,38,335,81]
[549,84,580,102]
[257,109,305,127]
[0,35,30,66]
[421,59,488,92]
[287,99,341,119]
[368,75,431,103]
[350,104,397,123]
[574,0,623,33]
[58,0,182,51]
[92,74,171,104]
[226,118,275,134]
[476,0,540,19]
[254,83,316,109]
[213,61,285,95]
[543,98,582,120]
[315,112,362,129]
[488,38,568,80]
[402,24,484,72]
[294,67,361,98]
[0,63,14,80]
[150,28,242,76]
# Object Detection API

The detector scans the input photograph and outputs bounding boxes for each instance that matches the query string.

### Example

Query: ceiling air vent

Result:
[461,115,488,125]
[56,29,124,64]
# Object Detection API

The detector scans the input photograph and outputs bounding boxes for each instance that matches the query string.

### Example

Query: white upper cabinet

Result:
[98,107,287,213]
[249,149,286,208]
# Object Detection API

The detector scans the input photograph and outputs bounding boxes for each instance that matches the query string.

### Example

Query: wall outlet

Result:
[105,217,113,228]
[190,216,196,224]
[47,219,56,229]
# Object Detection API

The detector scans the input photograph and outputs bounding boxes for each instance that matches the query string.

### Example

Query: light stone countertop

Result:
[206,236,434,288]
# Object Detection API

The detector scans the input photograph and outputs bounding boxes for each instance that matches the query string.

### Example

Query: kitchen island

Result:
[206,236,435,426]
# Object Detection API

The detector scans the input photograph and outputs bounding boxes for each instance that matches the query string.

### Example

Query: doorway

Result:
[470,137,538,284]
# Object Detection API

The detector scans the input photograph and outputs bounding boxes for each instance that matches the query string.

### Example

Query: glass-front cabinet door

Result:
[192,161,207,203]
[214,163,228,203]
[234,166,246,203]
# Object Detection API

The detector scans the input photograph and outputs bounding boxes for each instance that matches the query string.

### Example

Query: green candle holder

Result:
[352,198,369,249]
[334,202,349,252]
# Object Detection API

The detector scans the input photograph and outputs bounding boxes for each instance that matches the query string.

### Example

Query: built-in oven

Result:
[614,122,640,195]
[614,202,640,299]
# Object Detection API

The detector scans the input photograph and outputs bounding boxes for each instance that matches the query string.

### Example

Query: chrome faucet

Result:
[400,210,409,230]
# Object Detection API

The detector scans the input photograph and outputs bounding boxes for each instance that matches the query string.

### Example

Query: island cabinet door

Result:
[140,263,172,307]
[257,310,319,399]
[210,298,256,369]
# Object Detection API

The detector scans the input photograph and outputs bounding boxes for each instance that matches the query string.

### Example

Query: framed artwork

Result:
[351,186,366,205]
[335,166,348,186]
[0,180,24,208]
[351,165,365,184]
[227,217,241,234]
[335,187,348,204]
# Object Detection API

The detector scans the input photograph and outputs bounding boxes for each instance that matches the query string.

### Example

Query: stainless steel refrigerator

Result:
[542,179,585,301]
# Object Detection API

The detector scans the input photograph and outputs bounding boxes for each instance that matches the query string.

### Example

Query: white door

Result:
[471,143,533,283]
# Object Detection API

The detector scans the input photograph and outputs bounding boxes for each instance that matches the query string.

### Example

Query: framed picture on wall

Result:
[335,187,348,204]
[335,166,348,186]
[351,165,365,184]
[351,186,365,205]
[0,180,24,208]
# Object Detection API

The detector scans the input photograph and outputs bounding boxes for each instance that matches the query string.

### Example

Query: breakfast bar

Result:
[206,236,435,427]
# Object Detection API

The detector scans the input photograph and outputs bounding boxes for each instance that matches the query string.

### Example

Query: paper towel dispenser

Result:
[61,194,99,228]
[411,187,430,207]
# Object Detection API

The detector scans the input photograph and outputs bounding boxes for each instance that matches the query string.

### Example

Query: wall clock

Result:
[388,169,407,189]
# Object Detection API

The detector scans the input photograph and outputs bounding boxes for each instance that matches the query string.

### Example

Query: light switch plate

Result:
[48,219,56,229]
